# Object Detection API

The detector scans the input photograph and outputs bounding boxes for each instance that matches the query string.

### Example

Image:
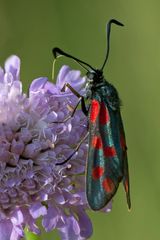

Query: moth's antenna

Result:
[52,48,96,72]
[101,19,124,71]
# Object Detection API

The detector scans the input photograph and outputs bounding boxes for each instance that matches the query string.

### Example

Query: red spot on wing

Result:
[91,136,103,149]
[99,102,110,125]
[92,166,104,180]
[120,133,127,150]
[124,179,129,193]
[102,178,114,193]
[90,99,100,123]
[103,146,117,157]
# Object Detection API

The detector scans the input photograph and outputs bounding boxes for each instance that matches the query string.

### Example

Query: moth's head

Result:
[86,69,103,83]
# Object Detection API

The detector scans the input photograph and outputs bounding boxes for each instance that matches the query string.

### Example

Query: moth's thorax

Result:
[85,69,104,98]
[85,70,121,110]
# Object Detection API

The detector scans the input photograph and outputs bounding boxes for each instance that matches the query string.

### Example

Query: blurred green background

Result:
[0,0,160,239]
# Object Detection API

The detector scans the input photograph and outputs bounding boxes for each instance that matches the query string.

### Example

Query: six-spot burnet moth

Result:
[52,19,131,211]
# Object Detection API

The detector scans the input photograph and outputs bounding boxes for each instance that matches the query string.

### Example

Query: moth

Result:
[53,19,131,211]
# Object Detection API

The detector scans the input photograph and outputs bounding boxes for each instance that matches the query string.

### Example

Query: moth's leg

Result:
[54,97,82,123]
[56,131,89,165]
[53,83,88,123]
[62,83,88,116]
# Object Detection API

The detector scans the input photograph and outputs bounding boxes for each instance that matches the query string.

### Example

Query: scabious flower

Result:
[0,55,111,240]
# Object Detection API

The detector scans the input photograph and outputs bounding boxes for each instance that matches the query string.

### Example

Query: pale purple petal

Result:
[4,55,20,80]
[10,229,20,240]
[58,217,80,240]
[21,208,40,235]
[0,220,13,240]
[76,209,93,239]
[56,65,86,93]
[12,225,24,238]
[42,81,58,94]
[56,65,71,89]
[29,203,47,219]
[11,209,24,225]
[42,205,59,231]
[29,77,48,93]
[0,67,4,81]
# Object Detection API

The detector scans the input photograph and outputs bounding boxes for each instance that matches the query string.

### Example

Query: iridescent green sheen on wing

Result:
[86,82,131,210]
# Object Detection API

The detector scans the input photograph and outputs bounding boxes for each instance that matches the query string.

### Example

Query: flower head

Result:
[0,56,111,240]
